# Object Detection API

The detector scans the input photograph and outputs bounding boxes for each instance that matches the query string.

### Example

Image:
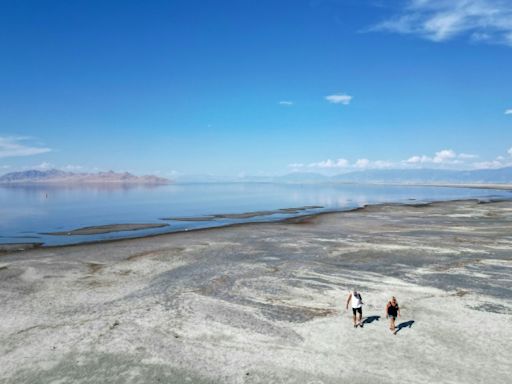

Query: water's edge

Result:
[2,196,509,252]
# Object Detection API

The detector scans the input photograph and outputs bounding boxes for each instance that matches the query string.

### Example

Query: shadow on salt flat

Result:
[362,315,380,325]
[394,320,415,334]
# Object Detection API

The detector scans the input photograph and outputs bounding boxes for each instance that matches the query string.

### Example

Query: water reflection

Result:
[1,183,510,246]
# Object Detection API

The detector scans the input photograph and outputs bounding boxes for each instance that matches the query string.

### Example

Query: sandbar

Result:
[43,223,169,236]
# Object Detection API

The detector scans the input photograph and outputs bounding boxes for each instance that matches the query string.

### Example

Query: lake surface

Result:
[1,183,510,246]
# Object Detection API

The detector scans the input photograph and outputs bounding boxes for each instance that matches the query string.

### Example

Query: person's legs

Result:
[352,308,357,327]
[358,310,363,326]
[390,317,396,332]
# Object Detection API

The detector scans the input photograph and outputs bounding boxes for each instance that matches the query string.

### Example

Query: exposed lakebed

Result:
[0,200,511,383]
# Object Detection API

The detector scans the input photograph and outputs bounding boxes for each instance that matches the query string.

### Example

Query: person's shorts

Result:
[352,307,362,315]
[388,314,397,319]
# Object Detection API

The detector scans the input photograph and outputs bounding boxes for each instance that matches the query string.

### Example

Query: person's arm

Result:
[397,304,401,317]
[345,293,352,310]
[385,302,390,318]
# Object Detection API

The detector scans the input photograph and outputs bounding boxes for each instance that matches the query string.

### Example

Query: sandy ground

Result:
[1,200,511,384]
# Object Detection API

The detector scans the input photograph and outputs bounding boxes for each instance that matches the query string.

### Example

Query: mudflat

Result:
[1,200,511,383]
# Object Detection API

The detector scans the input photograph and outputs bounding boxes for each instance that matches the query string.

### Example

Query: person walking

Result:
[346,289,364,328]
[386,296,401,334]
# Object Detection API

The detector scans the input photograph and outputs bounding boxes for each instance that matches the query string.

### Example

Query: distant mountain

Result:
[174,174,243,183]
[174,172,329,184]
[9,167,510,186]
[331,168,512,184]
[0,169,171,185]
[275,167,512,184]
[275,172,329,183]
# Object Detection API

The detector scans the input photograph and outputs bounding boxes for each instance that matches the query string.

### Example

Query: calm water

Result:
[1,183,510,246]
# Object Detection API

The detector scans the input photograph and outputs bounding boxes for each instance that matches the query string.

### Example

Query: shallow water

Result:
[0,182,510,246]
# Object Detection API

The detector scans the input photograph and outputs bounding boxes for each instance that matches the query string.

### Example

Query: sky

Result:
[1,0,511,177]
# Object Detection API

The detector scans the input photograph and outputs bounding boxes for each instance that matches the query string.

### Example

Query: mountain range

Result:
[329,167,512,184]
[0,169,171,185]
[2,167,512,185]
[176,167,512,184]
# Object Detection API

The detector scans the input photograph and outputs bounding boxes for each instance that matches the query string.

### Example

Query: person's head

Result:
[391,296,397,303]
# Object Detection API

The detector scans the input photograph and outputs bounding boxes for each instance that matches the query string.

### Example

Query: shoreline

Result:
[2,196,510,253]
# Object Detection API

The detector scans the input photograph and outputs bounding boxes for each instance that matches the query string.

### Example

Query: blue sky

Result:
[1,0,511,177]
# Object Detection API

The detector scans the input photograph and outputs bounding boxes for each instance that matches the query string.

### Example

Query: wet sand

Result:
[0,200,511,383]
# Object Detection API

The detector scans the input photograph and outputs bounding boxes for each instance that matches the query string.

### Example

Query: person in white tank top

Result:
[346,289,364,328]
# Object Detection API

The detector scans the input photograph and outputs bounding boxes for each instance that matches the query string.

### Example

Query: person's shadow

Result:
[362,315,380,325]
[394,320,415,334]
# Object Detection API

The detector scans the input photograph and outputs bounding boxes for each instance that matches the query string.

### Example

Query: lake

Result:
[1,183,510,246]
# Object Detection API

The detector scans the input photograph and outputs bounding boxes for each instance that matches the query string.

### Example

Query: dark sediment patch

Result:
[214,206,323,219]
[453,289,470,297]
[282,214,321,225]
[258,302,337,323]
[213,210,281,219]
[160,216,216,222]
[42,223,169,236]
[0,243,44,253]
[125,246,185,261]
[86,262,105,274]
[162,205,324,221]
[471,303,511,315]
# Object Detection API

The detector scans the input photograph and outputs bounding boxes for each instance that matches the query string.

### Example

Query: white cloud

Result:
[471,147,512,168]
[289,148,506,172]
[355,158,370,168]
[405,149,476,165]
[458,153,478,159]
[505,109,512,114]
[406,155,430,164]
[325,94,353,105]
[354,159,394,169]
[370,0,512,47]
[290,158,393,171]
[433,149,457,163]
[308,158,350,169]
[0,136,51,158]
[279,101,294,106]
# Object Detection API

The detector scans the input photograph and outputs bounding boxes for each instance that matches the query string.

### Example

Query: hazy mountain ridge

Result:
[231,167,512,184]
[205,167,512,184]
[328,167,512,184]
[4,167,512,185]
[0,169,171,184]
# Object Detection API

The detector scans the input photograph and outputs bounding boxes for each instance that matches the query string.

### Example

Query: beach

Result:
[1,199,511,384]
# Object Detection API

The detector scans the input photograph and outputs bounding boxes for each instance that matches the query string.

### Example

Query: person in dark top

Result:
[386,296,401,334]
